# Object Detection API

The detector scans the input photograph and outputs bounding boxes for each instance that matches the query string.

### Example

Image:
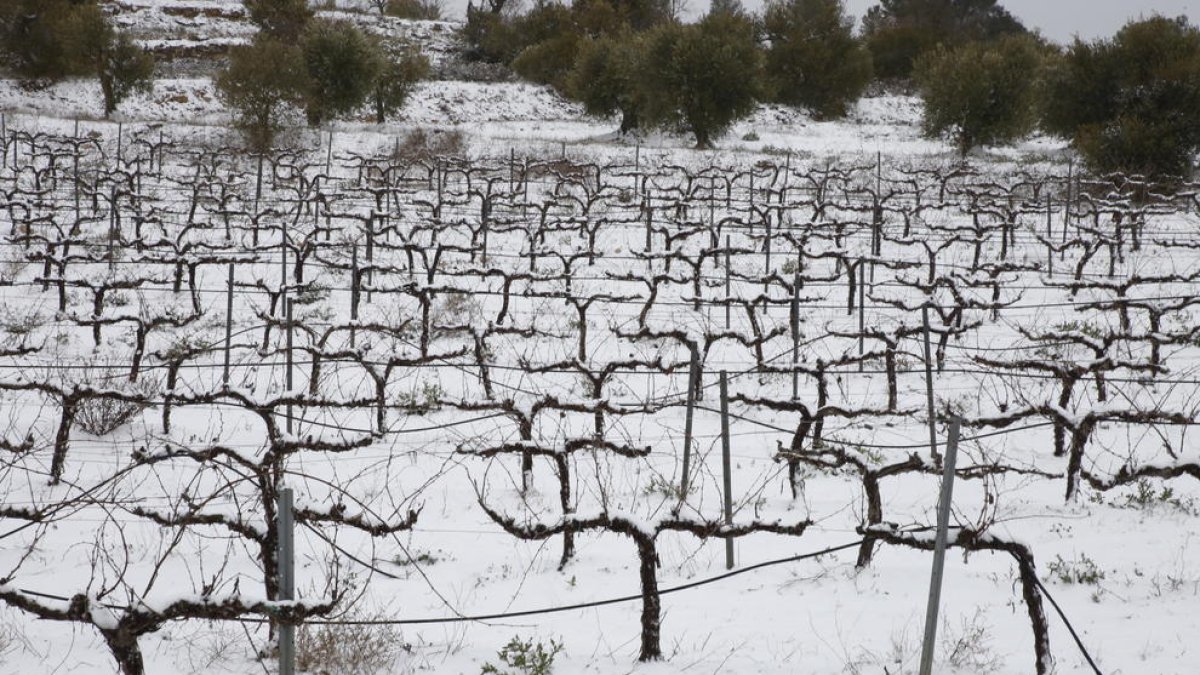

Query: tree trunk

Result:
[1064,421,1094,502]
[1013,550,1053,675]
[554,454,574,570]
[856,473,882,568]
[51,398,78,484]
[632,532,661,661]
[101,629,146,675]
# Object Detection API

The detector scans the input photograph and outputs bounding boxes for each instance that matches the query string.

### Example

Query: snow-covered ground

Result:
[0,6,1197,675]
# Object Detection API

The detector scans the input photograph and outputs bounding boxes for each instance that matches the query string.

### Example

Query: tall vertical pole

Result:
[763,208,772,312]
[679,352,699,504]
[73,124,81,219]
[790,269,801,400]
[858,263,866,371]
[719,371,734,570]
[108,184,118,271]
[285,299,294,434]
[325,131,333,176]
[350,244,359,349]
[922,306,940,463]
[1062,161,1072,247]
[724,235,732,329]
[644,198,653,254]
[918,418,962,675]
[223,263,234,387]
[276,488,295,675]
[1046,194,1054,276]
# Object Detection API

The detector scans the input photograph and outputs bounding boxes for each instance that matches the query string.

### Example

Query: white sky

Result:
[837,0,1195,43]
[441,0,1196,45]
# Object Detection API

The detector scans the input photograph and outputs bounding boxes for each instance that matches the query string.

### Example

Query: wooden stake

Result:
[922,306,941,463]
[679,352,699,505]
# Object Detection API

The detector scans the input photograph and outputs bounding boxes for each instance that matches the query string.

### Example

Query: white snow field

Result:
[1,5,1199,675]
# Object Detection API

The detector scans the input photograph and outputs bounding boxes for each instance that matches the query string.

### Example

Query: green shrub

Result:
[762,0,872,119]
[481,636,563,675]
[915,34,1045,155]
[513,33,581,92]
[461,8,518,63]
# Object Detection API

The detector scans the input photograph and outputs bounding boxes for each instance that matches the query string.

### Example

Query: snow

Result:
[0,5,1196,675]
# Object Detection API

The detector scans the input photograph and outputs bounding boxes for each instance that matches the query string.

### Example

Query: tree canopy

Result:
[763,0,873,119]
[1042,15,1200,178]
[863,0,1027,80]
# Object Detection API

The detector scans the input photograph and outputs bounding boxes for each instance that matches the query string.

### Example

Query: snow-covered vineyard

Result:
[0,118,1198,675]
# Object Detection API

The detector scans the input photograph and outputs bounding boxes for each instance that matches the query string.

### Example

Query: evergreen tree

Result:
[300,19,381,126]
[635,9,761,148]
[0,0,82,83]
[69,4,154,117]
[1042,15,1200,178]
[371,42,430,123]
[863,0,1026,80]
[763,0,872,119]
[914,33,1043,155]
[216,35,310,151]
[0,0,153,115]
[244,0,313,42]
[568,32,642,133]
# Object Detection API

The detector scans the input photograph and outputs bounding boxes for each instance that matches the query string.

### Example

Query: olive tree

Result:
[568,32,643,134]
[301,19,381,126]
[635,10,761,148]
[371,42,430,123]
[763,0,872,119]
[0,0,153,115]
[863,0,1027,81]
[69,4,155,117]
[244,0,313,42]
[216,35,309,151]
[915,34,1044,155]
[1042,15,1200,178]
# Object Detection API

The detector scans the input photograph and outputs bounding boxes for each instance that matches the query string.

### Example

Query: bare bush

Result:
[389,127,464,162]
[297,619,410,675]
[68,364,160,436]
[940,609,1002,673]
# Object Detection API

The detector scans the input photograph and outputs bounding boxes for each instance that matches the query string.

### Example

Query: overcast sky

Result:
[442,0,1195,44]
[837,0,1195,43]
